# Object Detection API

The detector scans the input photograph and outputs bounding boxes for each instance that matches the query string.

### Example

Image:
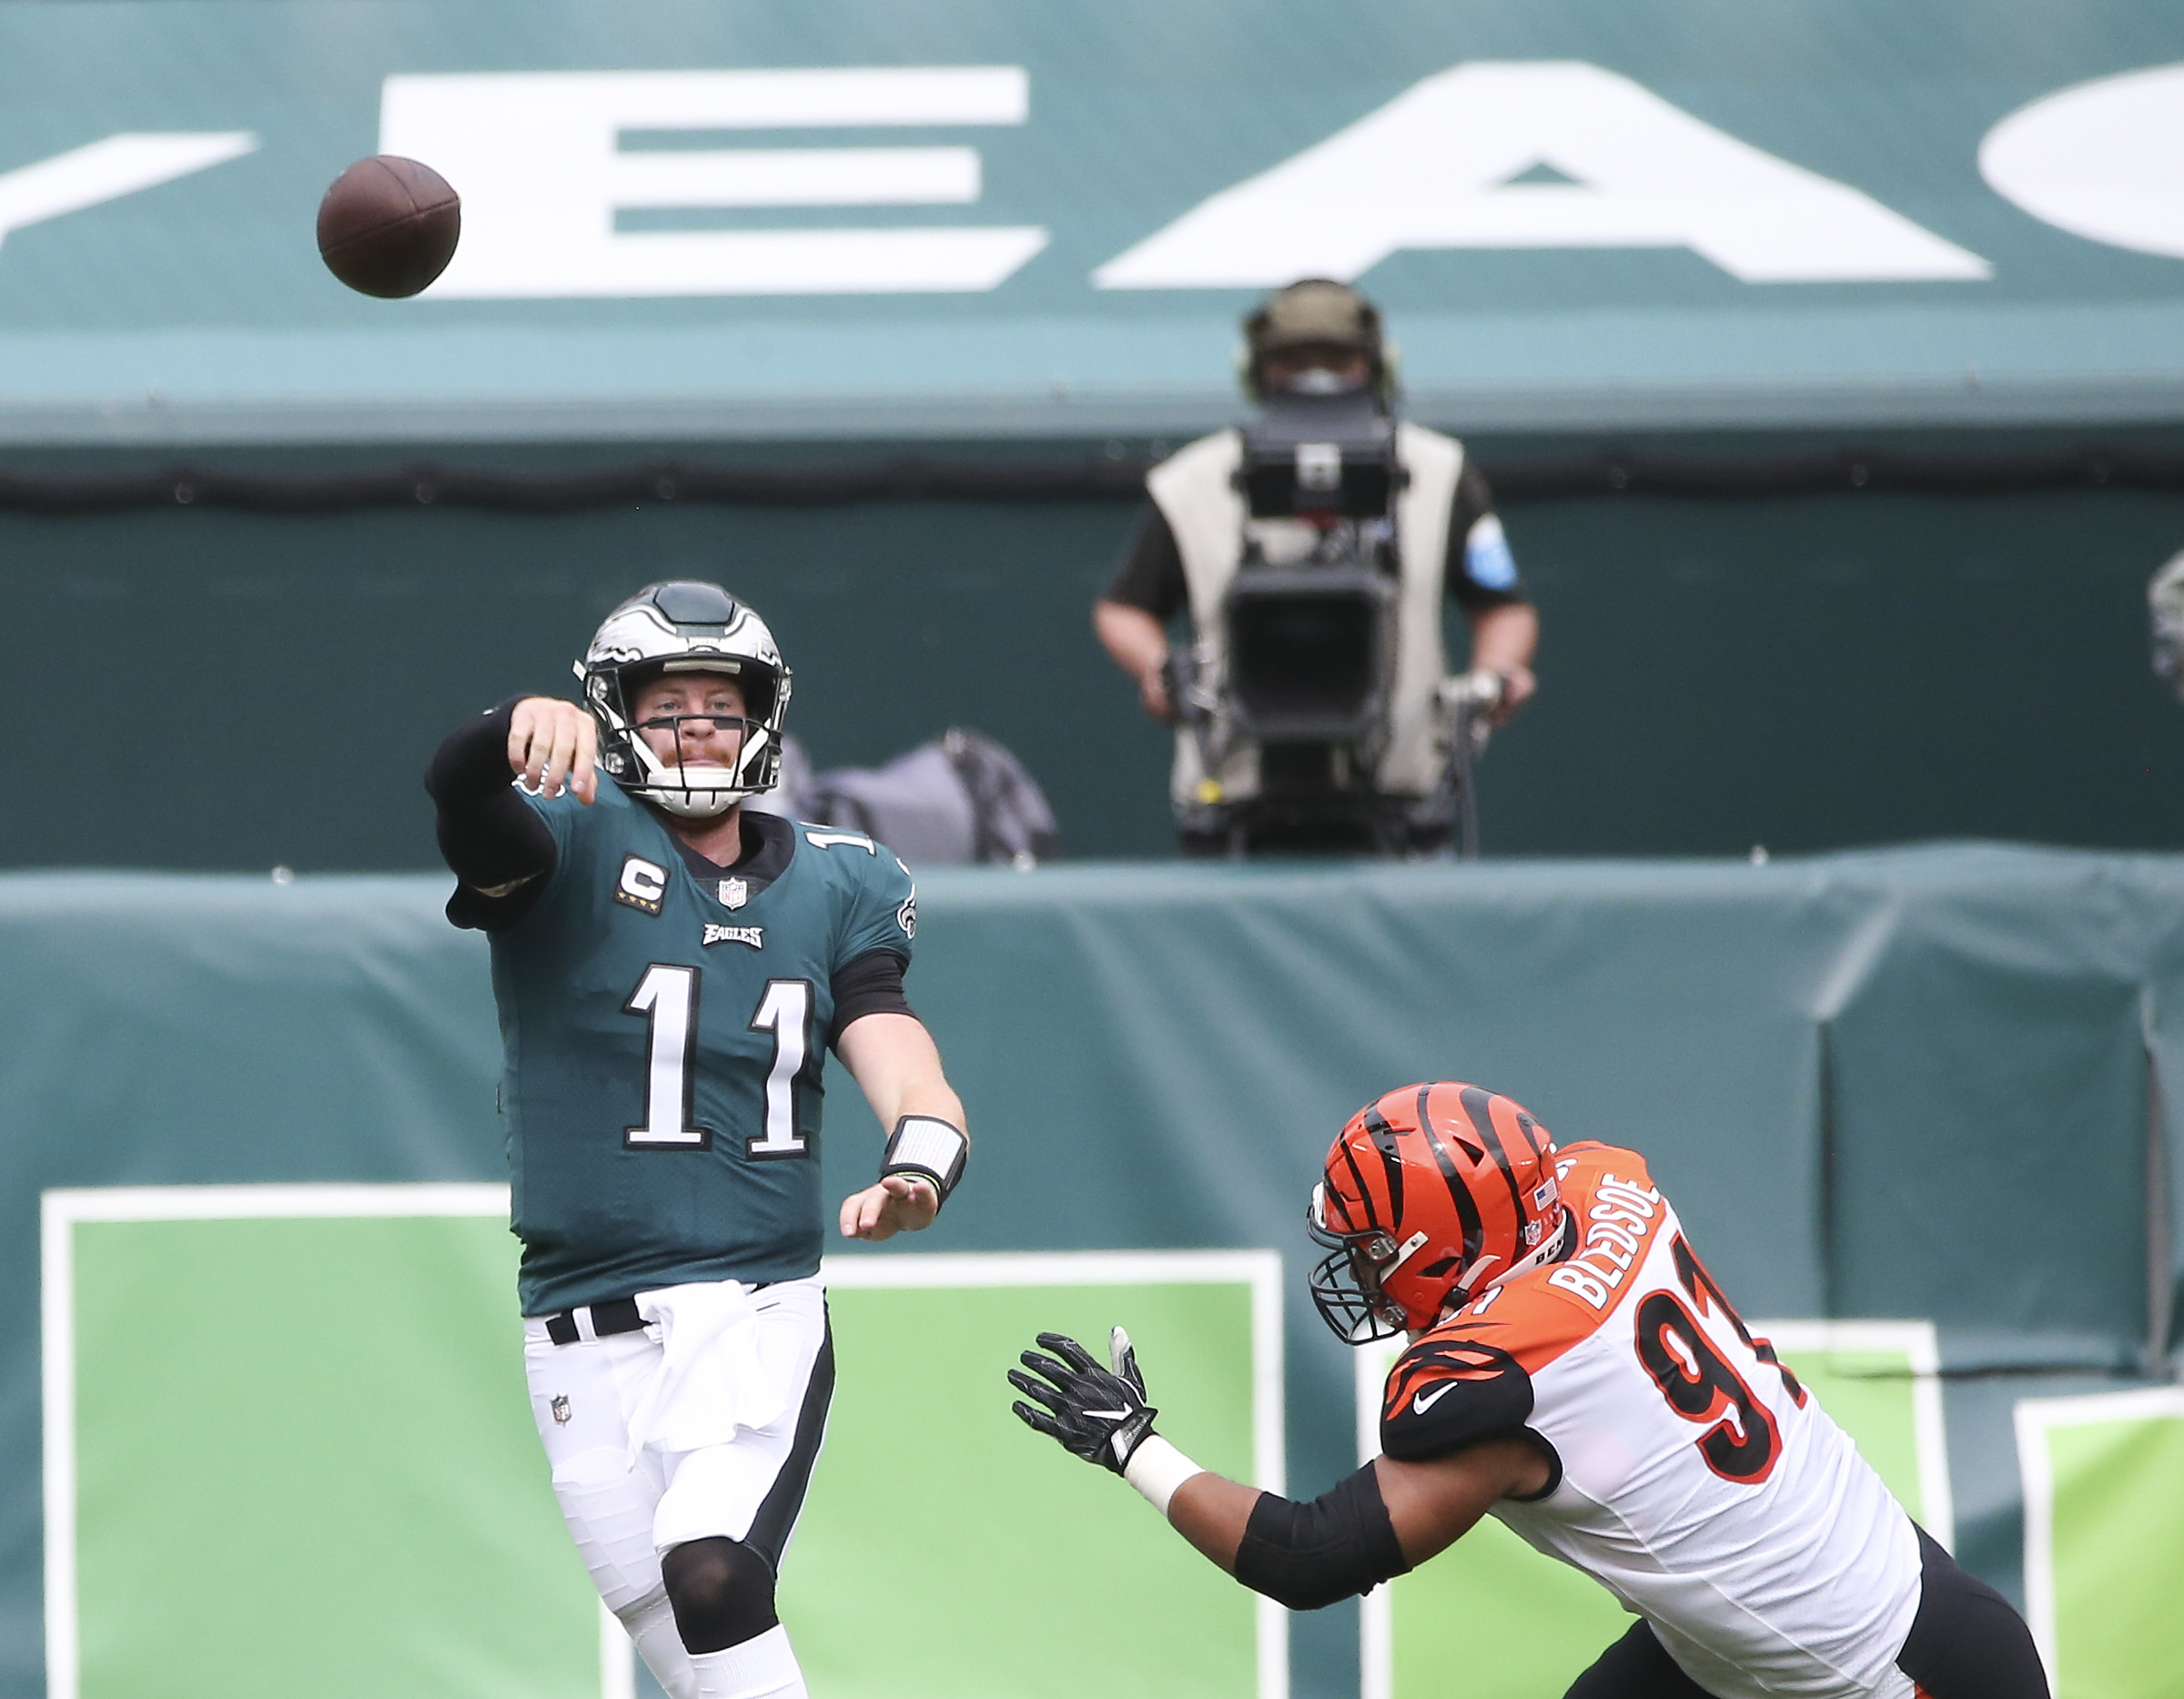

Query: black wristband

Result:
[882,1116,969,1205]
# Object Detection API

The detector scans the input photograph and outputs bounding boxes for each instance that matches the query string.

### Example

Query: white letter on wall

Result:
[381,68,1049,298]
[1981,66,2184,261]
[1096,61,1987,288]
[0,133,257,258]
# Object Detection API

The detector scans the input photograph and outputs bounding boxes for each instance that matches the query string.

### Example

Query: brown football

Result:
[316,156,460,298]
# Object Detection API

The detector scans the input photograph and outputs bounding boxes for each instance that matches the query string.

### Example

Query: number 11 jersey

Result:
[489,780,916,1317]
[1380,1143,1923,1699]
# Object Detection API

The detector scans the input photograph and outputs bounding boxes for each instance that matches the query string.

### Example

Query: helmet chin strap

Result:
[628,738,744,817]
[643,774,741,819]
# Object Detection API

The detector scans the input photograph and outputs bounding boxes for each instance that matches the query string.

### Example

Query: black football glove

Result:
[1009,1326,1158,1475]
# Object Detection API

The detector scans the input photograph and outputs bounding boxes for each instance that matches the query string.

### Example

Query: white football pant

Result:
[522,1277,830,1699]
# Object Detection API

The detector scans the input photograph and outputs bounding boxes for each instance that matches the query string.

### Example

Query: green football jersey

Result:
[489,781,916,1314]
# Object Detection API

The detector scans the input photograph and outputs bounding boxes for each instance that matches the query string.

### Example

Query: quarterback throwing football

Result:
[1012,1083,2046,1699]
[429,582,969,1699]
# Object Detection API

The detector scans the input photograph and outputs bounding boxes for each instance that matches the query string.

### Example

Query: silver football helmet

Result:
[575,582,792,818]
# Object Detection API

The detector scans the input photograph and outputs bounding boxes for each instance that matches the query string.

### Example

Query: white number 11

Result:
[623,966,812,1158]
[746,979,813,1158]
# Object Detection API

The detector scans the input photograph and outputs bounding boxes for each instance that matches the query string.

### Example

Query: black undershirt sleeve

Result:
[1445,463,1529,614]
[828,947,914,1050]
[1103,504,1188,621]
[424,698,556,931]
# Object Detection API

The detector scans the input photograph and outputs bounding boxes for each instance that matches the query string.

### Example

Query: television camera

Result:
[1168,389,1498,856]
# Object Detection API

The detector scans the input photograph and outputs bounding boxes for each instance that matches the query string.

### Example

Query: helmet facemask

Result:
[576,582,793,818]
[1307,1183,1421,1344]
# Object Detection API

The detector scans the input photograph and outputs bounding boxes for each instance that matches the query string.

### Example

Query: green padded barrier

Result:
[2016,1387,2184,1699]
[1819,856,2171,1364]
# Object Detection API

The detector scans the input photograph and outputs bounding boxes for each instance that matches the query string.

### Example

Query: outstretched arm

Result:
[1011,1329,1548,1609]
[1166,1440,1544,1576]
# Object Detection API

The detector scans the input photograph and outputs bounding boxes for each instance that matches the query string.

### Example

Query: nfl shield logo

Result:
[719,878,749,910]
[551,1395,571,1425]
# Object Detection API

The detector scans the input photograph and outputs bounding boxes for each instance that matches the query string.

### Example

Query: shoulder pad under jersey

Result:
[1380,1334,1534,1461]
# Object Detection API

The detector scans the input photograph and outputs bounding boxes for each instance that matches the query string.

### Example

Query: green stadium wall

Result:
[4,442,2183,869]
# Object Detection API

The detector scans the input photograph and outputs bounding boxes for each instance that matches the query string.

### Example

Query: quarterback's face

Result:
[630,671,748,769]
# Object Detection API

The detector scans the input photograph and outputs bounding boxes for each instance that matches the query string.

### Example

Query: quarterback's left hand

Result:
[838,1174,939,1240]
[1009,1327,1158,1475]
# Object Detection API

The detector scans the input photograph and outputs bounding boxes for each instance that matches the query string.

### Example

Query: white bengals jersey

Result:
[1379,1143,1922,1699]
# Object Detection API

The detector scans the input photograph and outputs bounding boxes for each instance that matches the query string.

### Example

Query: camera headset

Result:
[1236,278,1402,407]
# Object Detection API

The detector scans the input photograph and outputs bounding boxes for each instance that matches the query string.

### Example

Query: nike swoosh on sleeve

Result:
[1411,1383,1457,1414]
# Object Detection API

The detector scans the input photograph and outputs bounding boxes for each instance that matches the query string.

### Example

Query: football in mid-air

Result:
[316,155,460,298]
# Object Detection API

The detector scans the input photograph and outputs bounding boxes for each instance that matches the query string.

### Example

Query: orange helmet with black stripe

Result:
[1309,1081,1571,1342]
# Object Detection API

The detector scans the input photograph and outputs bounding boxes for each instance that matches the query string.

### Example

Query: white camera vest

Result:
[1148,420,1465,809]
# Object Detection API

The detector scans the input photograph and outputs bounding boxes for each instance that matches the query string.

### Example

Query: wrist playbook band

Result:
[882,1116,969,1204]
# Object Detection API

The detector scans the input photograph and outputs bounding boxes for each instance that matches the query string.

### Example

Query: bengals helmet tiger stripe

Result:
[1309,1082,1572,1342]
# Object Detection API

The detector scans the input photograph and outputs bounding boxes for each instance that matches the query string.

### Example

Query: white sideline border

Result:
[1351,1318,1948,1699]
[2015,1383,2184,1692]
[41,1184,1288,1699]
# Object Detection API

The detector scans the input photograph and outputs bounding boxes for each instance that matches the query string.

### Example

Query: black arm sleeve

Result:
[828,947,913,1050]
[1444,463,1530,613]
[1231,1463,1412,1613]
[424,699,557,931]
[1103,504,1188,621]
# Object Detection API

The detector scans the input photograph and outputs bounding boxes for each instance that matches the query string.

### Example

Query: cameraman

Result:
[1093,278,1539,855]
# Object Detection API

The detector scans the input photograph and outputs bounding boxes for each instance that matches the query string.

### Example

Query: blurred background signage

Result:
[0,0,2179,440]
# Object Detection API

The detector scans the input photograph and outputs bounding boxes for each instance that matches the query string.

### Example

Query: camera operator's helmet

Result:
[575,581,792,819]
[1241,278,1395,402]
[1309,1082,1570,1342]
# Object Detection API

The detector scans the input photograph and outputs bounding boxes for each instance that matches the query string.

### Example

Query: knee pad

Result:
[661,1537,780,1654]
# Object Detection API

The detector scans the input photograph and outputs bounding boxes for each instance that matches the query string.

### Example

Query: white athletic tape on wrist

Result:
[882,1115,968,1200]
[1123,1435,1203,1517]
